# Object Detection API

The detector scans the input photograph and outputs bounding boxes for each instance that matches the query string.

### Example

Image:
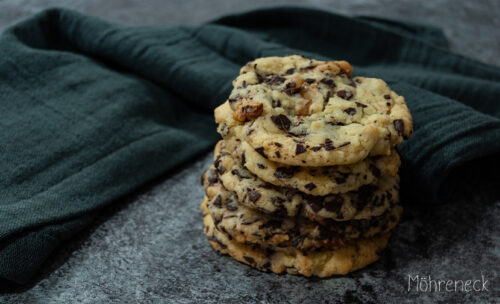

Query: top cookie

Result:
[215,55,413,166]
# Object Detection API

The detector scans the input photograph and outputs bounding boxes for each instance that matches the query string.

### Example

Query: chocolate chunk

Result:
[270,114,291,131]
[213,195,222,207]
[324,91,332,103]
[274,142,282,147]
[285,68,295,75]
[274,167,295,179]
[304,183,317,191]
[336,90,353,100]
[320,78,335,88]
[336,142,350,148]
[255,147,268,159]
[295,143,307,155]
[262,262,272,269]
[271,99,281,108]
[344,107,356,115]
[355,78,362,84]
[304,78,315,84]
[243,256,255,264]
[348,79,357,87]
[248,189,261,202]
[384,94,391,99]
[393,119,404,136]
[242,80,247,88]
[324,138,335,151]
[266,75,286,86]
[241,153,246,166]
[275,151,281,158]
[355,102,367,108]
[215,159,226,174]
[283,82,302,95]
[311,146,322,152]
[307,196,323,212]
[207,169,218,185]
[257,163,266,169]
[324,196,343,214]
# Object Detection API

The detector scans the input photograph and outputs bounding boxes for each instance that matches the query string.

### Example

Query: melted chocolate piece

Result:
[213,195,222,207]
[384,94,391,99]
[393,119,404,136]
[255,147,268,159]
[248,189,261,202]
[336,142,350,148]
[324,138,335,151]
[320,78,335,88]
[206,169,218,185]
[283,81,302,95]
[285,68,295,75]
[274,167,295,179]
[270,114,291,131]
[324,196,343,214]
[295,143,307,155]
[307,196,324,212]
[271,99,281,108]
[336,90,353,100]
[344,107,357,115]
[266,75,286,86]
[305,183,317,191]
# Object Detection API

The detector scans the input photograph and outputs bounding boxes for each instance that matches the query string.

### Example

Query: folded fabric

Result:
[1,7,499,284]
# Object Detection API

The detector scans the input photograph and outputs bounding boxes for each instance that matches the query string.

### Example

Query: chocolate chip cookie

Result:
[201,175,402,251]
[229,138,400,196]
[210,140,399,221]
[215,55,413,166]
[203,214,390,277]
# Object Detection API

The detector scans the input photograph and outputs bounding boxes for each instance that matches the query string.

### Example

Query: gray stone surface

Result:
[0,1,499,303]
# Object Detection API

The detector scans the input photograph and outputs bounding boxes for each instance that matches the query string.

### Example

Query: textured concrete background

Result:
[0,0,499,303]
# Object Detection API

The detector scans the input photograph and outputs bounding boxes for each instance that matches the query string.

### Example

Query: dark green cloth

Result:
[1,7,499,284]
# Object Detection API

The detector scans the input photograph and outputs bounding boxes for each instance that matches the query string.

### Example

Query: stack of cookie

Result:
[201,55,413,277]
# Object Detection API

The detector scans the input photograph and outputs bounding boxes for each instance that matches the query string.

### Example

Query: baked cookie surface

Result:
[215,55,413,166]
[211,141,399,221]
[201,175,402,251]
[229,138,400,196]
[203,214,390,277]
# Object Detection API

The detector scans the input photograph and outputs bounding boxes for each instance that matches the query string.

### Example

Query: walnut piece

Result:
[233,102,264,121]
